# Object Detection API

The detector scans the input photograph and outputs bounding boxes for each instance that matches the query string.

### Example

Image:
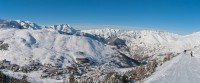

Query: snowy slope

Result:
[0,29,119,67]
[173,32,200,51]
[144,46,200,83]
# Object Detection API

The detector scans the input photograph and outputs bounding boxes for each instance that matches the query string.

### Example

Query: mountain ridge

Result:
[0,18,200,83]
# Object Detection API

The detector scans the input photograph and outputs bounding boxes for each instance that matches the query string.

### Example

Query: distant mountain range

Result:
[0,19,200,83]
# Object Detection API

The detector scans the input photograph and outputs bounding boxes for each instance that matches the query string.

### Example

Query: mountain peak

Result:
[48,24,77,35]
[0,19,41,30]
[16,20,41,30]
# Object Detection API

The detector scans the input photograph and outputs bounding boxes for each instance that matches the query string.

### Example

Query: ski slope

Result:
[144,47,200,83]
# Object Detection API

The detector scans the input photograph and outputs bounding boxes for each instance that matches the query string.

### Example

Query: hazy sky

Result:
[1,0,200,34]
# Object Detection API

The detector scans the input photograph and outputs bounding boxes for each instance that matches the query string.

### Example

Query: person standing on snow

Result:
[184,50,187,54]
[191,51,193,57]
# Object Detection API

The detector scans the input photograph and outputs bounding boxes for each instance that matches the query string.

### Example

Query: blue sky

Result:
[0,0,200,34]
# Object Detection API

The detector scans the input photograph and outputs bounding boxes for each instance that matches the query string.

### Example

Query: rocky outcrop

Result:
[105,37,126,48]
[0,41,9,50]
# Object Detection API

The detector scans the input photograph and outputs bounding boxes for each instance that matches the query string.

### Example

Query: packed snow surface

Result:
[144,46,200,83]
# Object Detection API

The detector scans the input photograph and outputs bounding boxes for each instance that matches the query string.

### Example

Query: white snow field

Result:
[144,47,200,83]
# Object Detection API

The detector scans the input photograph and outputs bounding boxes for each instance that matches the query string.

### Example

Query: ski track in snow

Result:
[145,50,200,83]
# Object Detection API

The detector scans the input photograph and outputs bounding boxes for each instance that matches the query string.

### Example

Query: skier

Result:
[184,50,187,54]
[191,51,193,57]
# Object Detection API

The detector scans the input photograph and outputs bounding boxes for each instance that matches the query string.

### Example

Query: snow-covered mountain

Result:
[0,19,41,30]
[44,24,77,35]
[16,20,41,30]
[0,20,140,68]
[82,28,200,55]
[82,29,182,60]
[174,32,200,51]
[0,19,141,83]
[0,19,77,34]
[82,28,122,39]
[1,19,200,83]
